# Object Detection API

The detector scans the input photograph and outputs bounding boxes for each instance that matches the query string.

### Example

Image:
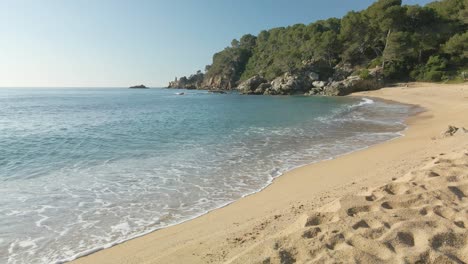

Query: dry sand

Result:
[72,82,468,264]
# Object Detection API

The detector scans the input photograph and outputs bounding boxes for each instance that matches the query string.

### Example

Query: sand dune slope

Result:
[230,148,468,264]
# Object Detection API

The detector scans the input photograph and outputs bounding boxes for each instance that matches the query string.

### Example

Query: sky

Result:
[0,0,435,87]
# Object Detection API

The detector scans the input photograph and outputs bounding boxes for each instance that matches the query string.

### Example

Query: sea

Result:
[0,88,415,263]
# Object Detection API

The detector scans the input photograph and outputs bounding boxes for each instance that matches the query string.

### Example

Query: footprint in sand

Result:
[231,151,468,264]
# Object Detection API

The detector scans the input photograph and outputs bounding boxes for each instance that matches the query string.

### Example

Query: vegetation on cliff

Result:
[168,0,467,93]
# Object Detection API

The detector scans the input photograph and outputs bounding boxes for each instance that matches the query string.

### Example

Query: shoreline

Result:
[63,96,411,263]
[72,82,468,264]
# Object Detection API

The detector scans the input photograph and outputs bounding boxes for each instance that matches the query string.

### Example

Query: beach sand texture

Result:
[73,82,468,264]
[230,148,468,263]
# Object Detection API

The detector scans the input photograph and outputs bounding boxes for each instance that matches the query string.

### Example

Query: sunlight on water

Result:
[0,88,413,263]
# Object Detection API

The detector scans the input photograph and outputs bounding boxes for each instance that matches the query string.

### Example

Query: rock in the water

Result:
[269,73,307,95]
[238,75,268,94]
[129,84,148,89]
[208,90,227,94]
[253,83,270,94]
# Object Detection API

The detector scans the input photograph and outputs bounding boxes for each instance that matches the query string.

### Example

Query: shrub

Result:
[368,58,383,69]
[424,71,444,82]
[410,56,449,82]
[359,69,371,80]
[409,65,424,81]
[383,62,409,80]
[425,55,448,72]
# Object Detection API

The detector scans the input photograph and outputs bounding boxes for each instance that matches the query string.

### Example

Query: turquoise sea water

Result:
[0,88,413,263]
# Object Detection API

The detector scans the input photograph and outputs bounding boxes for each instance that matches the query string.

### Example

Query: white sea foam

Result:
[111,222,131,234]
[357,97,374,106]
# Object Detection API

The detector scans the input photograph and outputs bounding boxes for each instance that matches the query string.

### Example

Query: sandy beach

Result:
[72,82,468,264]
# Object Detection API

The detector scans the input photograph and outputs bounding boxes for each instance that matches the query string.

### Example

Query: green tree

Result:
[405,6,441,63]
[340,11,373,64]
[443,32,468,61]
[172,0,468,89]
[313,31,340,66]
[360,0,407,69]
[239,34,257,50]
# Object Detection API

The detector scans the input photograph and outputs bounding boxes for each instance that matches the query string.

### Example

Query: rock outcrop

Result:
[202,75,236,90]
[267,73,305,95]
[311,65,383,96]
[168,71,237,91]
[312,81,326,88]
[237,75,268,94]
[321,77,383,96]
[330,63,354,82]
[237,71,321,95]
[168,72,205,89]
[129,84,148,89]
[169,63,383,97]
[208,90,227,94]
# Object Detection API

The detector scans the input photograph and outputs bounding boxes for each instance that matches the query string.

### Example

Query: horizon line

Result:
[0,86,167,88]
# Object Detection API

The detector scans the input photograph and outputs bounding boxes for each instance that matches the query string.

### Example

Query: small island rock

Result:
[129,85,149,89]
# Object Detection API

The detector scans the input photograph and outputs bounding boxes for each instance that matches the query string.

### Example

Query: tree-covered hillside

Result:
[168,0,467,94]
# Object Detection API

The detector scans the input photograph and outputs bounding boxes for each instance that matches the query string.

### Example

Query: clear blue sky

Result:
[0,0,434,87]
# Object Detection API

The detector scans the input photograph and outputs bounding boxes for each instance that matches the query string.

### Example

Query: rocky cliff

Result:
[168,65,384,96]
[236,65,384,96]
[167,74,236,90]
[168,71,205,89]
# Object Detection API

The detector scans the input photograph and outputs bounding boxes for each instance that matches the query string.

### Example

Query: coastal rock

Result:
[167,62,380,97]
[322,74,384,96]
[257,82,271,90]
[306,87,324,96]
[129,84,148,89]
[330,63,354,82]
[312,81,326,88]
[168,71,205,89]
[307,72,320,81]
[369,66,383,78]
[208,90,227,94]
[254,83,271,94]
[168,77,184,88]
[269,73,308,95]
[238,75,268,94]
[167,64,382,96]
[203,75,236,90]
[263,88,275,95]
